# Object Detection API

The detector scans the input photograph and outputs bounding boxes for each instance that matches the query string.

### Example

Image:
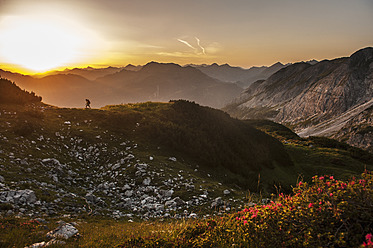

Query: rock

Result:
[0,189,36,205]
[173,197,185,207]
[169,157,177,162]
[25,241,46,248]
[124,190,133,197]
[122,184,131,190]
[0,175,4,183]
[189,213,197,218]
[41,158,63,168]
[111,163,121,170]
[165,199,176,208]
[142,177,151,186]
[211,197,224,208]
[223,189,230,195]
[135,163,148,171]
[45,239,66,246]
[46,223,79,239]
[85,193,99,204]
[185,184,195,191]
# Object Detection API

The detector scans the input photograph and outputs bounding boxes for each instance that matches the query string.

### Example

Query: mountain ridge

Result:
[224,47,373,152]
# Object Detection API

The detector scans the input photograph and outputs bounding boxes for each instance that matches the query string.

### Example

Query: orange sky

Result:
[0,0,372,74]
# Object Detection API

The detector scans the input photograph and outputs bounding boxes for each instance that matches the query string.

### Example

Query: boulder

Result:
[46,223,79,239]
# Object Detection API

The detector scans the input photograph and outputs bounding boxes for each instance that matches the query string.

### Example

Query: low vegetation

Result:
[2,171,372,247]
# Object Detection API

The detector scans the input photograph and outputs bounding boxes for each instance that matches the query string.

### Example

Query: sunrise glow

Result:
[0,0,372,73]
[0,12,107,73]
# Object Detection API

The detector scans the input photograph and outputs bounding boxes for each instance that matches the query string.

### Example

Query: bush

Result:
[161,171,373,247]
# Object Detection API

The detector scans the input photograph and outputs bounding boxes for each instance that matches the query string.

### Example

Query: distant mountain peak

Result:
[141,61,182,72]
[270,62,284,67]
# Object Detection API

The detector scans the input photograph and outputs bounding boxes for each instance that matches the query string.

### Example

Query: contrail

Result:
[177,39,196,50]
[195,37,206,55]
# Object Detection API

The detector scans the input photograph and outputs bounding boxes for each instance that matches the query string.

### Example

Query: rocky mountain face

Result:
[332,105,373,153]
[224,47,373,151]
[192,62,288,88]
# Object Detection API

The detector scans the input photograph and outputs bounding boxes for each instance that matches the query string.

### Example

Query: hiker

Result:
[85,99,91,109]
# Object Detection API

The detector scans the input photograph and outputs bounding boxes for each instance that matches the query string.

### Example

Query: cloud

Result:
[177,37,207,56]
[195,37,206,55]
[177,39,196,50]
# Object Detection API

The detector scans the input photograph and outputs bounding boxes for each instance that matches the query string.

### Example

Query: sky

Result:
[0,0,372,73]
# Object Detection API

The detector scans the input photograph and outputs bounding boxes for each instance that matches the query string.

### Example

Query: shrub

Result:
[167,171,373,247]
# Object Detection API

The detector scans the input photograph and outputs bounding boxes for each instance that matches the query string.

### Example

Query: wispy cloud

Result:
[177,39,196,50]
[195,37,206,55]
[177,37,207,56]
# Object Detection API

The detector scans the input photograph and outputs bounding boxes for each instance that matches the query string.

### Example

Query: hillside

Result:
[0,78,41,104]
[224,47,373,152]
[1,100,372,222]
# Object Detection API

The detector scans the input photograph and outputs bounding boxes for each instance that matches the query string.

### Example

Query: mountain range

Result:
[191,62,289,88]
[0,61,293,109]
[1,62,244,109]
[224,47,373,152]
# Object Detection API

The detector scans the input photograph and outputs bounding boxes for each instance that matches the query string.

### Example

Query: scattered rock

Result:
[211,197,224,209]
[0,189,37,205]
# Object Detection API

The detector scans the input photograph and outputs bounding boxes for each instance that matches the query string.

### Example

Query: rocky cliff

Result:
[224,47,373,151]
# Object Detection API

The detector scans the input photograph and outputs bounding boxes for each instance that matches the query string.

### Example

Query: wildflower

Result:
[308,203,314,208]
[299,181,303,186]
[329,193,333,197]
[243,220,248,225]
[319,176,324,180]
[366,233,373,241]
[330,176,334,180]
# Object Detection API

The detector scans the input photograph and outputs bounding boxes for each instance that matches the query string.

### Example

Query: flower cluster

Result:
[173,171,373,247]
[362,233,373,247]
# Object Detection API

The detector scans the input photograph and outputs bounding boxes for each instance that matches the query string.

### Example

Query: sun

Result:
[0,16,91,73]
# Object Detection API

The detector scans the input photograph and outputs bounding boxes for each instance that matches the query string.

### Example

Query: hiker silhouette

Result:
[85,99,91,108]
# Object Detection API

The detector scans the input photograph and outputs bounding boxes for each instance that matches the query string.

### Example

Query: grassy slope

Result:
[1,102,371,195]
[1,104,373,247]
[246,119,373,192]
